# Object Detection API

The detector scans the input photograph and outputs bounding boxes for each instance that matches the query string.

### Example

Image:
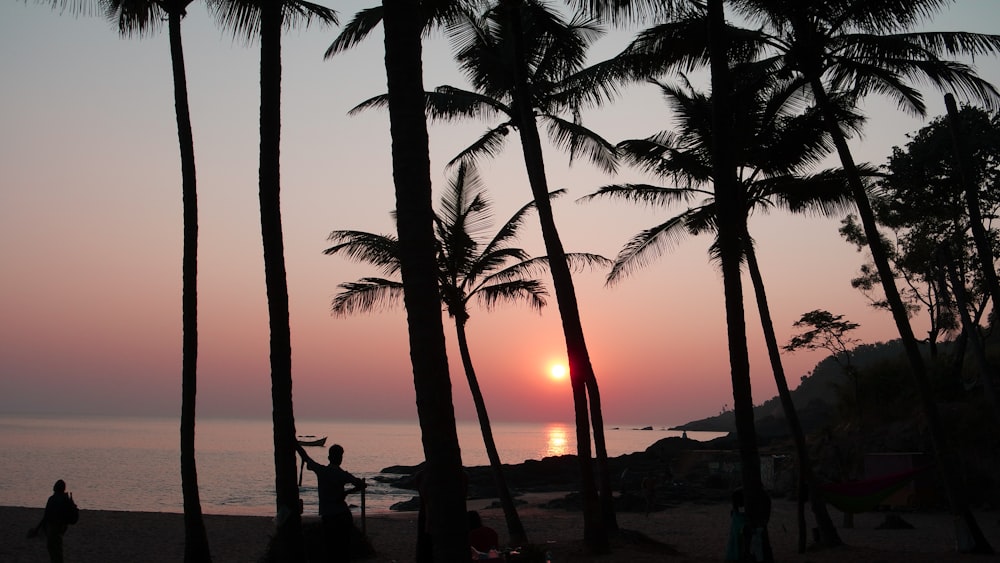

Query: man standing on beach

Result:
[27,479,76,563]
[297,443,366,562]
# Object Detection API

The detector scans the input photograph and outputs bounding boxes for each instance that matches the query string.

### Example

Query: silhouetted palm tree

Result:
[733,0,1000,552]
[380,2,469,559]
[345,1,620,545]
[43,0,212,558]
[704,2,774,559]
[211,1,336,558]
[580,65,861,551]
[323,163,610,546]
[325,3,479,558]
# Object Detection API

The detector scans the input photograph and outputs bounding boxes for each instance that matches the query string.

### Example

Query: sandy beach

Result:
[4,493,1000,562]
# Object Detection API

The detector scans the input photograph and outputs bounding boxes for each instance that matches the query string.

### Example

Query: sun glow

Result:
[545,424,570,457]
[549,363,567,380]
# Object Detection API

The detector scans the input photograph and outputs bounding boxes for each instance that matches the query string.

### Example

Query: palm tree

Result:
[324,164,538,546]
[42,0,212,559]
[731,0,1000,552]
[324,3,479,559]
[380,2,469,560]
[211,1,336,558]
[344,1,620,545]
[325,163,607,545]
[704,2,773,559]
[580,65,858,551]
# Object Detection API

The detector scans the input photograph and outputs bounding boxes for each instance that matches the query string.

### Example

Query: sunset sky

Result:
[2,1,998,427]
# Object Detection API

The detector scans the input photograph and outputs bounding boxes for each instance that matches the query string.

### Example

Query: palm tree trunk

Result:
[944,94,1000,325]
[744,243,840,551]
[502,0,608,552]
[454,318,528,545]
[808,73,993,554]
[381,2,468,561]
[707,3,772,560]
[940,249,1000,426]
[584,374,618,532]
[258,2,303,559]
[169,6,211,562]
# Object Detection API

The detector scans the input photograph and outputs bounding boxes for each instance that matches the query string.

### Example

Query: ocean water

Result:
[0,415,723,516]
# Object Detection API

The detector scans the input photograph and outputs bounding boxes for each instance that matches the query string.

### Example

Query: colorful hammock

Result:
[819,465,932,513]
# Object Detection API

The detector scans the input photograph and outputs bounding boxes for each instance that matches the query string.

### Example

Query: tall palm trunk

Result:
[258,2,303,558]
[708,2,772,560]
[502,0,617,533]
[744,242,839,551]
[454,317,528,545]
[502,0,609,551]
[582,364,616,531]
[944,94,1000,324]
[381,2,468,560]
[169,5,211,562]
[807,72,993,554]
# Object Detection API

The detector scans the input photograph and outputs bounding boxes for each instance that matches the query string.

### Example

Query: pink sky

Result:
[1,1,998,427]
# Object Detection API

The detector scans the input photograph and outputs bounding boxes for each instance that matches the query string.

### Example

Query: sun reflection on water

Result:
[544,423,571,457]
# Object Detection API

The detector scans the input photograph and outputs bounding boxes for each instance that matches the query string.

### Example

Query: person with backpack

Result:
[27,479,78,563]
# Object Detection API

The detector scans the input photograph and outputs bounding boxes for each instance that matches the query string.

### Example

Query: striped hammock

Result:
[819,465,932,513]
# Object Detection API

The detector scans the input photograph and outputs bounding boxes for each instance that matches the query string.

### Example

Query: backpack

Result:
[64,495,79,525]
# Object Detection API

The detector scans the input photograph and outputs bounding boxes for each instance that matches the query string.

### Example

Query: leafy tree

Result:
[876,101,1000,420]
[843,104,1000,359]
[732,0,1000,552]
[39,0,213,558]
[211,1,337,558]
[839,213,959,359]
[945,95,1000,328]
[785,310,861,381]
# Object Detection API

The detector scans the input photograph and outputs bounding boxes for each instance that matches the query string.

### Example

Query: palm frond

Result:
[104,0,163,37]
[428,86,510,121]
[541,113,618,174]
[617,136,713,183]
[447,126,513,169]
[512,253,612,280]
[209,0,336,43]
[347,93,390,116]
[481,189,564,258]
[282,0,337,30]
[606,213,696,285]
[475,279,546,313]
[323,230,400,275]
[324,6,382,59]
[332,278,404,316]
[578,184,706,207]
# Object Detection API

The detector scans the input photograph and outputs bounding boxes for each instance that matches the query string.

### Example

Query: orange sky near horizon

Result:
[1,2,998,428]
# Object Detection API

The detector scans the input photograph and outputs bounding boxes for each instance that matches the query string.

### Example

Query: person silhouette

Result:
[27,479,74,563]
[467,510,499,554]
[297,443,366,562]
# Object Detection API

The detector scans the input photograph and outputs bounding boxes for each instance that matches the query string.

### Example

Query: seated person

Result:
[467,510,499,553]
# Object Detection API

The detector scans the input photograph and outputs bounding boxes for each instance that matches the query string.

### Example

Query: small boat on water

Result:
[297,435,327,447]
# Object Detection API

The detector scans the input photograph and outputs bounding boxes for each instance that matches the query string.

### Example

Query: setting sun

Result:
[549,363,567,380]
